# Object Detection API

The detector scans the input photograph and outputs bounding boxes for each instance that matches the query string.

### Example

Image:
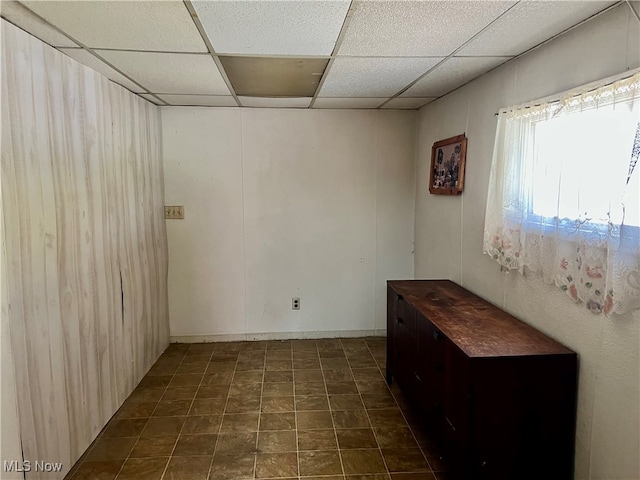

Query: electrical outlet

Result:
[292,297,300,310]
[165,206,184,219]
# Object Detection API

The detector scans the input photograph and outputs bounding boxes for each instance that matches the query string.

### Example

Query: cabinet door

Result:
[415,313,445,437]
[394,317,418,396]
[443,341,471,475]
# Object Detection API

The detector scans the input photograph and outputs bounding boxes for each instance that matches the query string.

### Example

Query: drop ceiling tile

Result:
[97,51,230,95]
[458,1,616,56]
[382,97,436,110]
[139,94,166,106]
[22,1,207,52]
[319,57,443,98]
[401,57,509,98]
[239,97,311,108]
[339,1,515,57]
[312,97,387,109]
[1,1,77,47]
[158,95,238,107]
[192,0,350,55]
[59,48,145,93]
[220,57,328,97]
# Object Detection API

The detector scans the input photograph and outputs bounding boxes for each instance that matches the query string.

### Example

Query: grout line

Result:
[291,344,302,479]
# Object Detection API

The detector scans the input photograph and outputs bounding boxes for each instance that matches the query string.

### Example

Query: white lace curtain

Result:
[484,72,640,316]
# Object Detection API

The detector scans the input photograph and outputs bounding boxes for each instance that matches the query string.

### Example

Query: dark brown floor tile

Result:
[103,418,148,437]
[236,360,265,371]
[176,362,208,375]
[201,372,233,386]
[347,357,378,368]
[297,430,338,451]
[183,354,213,364]
[297,410,334,429]
[215,432,257,456]
[390,473,437,480]
[265,360,293,371]
[225,395,261,413]
[187,344,216,354]
[147,364,179,376]
[356,379,390,395]
[296,395,329,411]
[228,382,262,396]
[317,339,342,349]
[173,434,217,456]
[84,437,137,461]
[210,353,238,363]
[190,398,226,415]
[336,428,378,449]
[206,361,237,373]
[318,349,346,359]
[116,457,168,479]
[70,460,124,480]
[351,368,383,380]
[332,410,371,429]
[170,374,203,387]
[368,409,407,428]
[138,375,172,389]
[128,388,165,402]
[130,435,177,458]
[329,394,364,411]
[299,450,343,476]
[257,430,297,453]
[362,393,397,409]
[209,453,255,480]
[152,399,192,417]
[266,350,293,360]
[142,417,186,436]
[326,382,359,395]
[220,413,260,432]
[261,396,294,413]
[162,386,198,401]
[256,452,298,478]
[196,385,229,399]
[321,358,349,369]
[382,448,430,473]
[182,415,222,434]
[267,340,292,350]
[263,371,293,383]
[164,455,211,480]
[293,358,321,369]
[341,449,387,474]
[260,412,296,431]
[374,427,419,449]
[262,382,294,397]
[295,382,326,396]
[231,370,263,384]
[116,400,158,419]
[294,369,324,383]
[323,369,354,382]
[347,475,390,480]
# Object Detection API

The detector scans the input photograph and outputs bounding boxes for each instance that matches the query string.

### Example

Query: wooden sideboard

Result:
[386,280,577,480]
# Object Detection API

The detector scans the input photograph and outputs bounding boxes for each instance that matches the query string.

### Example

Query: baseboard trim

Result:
[170,329,387,343]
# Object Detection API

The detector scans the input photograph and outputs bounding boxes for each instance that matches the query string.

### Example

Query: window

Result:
[484,71,640,316]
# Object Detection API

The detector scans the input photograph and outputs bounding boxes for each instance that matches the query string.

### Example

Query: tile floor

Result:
[66,337,451,480]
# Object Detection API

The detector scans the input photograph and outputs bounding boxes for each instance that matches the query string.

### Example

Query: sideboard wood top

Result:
[387,279,575,358]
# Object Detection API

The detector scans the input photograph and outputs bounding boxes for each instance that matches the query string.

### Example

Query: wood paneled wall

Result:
[1,20,169,479]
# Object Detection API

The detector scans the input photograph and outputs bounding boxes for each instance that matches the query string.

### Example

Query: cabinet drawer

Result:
[397,298,416,335]
[387,287,399,313]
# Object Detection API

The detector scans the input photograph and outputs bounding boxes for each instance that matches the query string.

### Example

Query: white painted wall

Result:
[415,4,640,479]
[163,108,416,340]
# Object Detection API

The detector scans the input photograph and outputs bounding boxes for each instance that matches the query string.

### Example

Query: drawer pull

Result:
[445,416,456,431]
[414,372,422,382]
[396,317,403,325]
[433,330,443,341]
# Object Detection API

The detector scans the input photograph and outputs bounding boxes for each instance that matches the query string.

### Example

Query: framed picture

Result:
[429,134,468,195]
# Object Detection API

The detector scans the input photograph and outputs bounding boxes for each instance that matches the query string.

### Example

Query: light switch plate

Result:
[165,205,184,219]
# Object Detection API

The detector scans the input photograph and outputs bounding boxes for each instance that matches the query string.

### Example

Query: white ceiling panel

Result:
[320,57,443,97]
[312,97,387,109]
[0,1,77,47]
[139,94,166,106]
[402,56,509,97]
[59,48,145,93]
[97,51,230,95]
[22,1,207,52]
[193,1,350,56]
[382,97,436,110]
[239,97,311,108]
[339,0,516,57]
[158,94,238,107]
[458,1,615,56]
